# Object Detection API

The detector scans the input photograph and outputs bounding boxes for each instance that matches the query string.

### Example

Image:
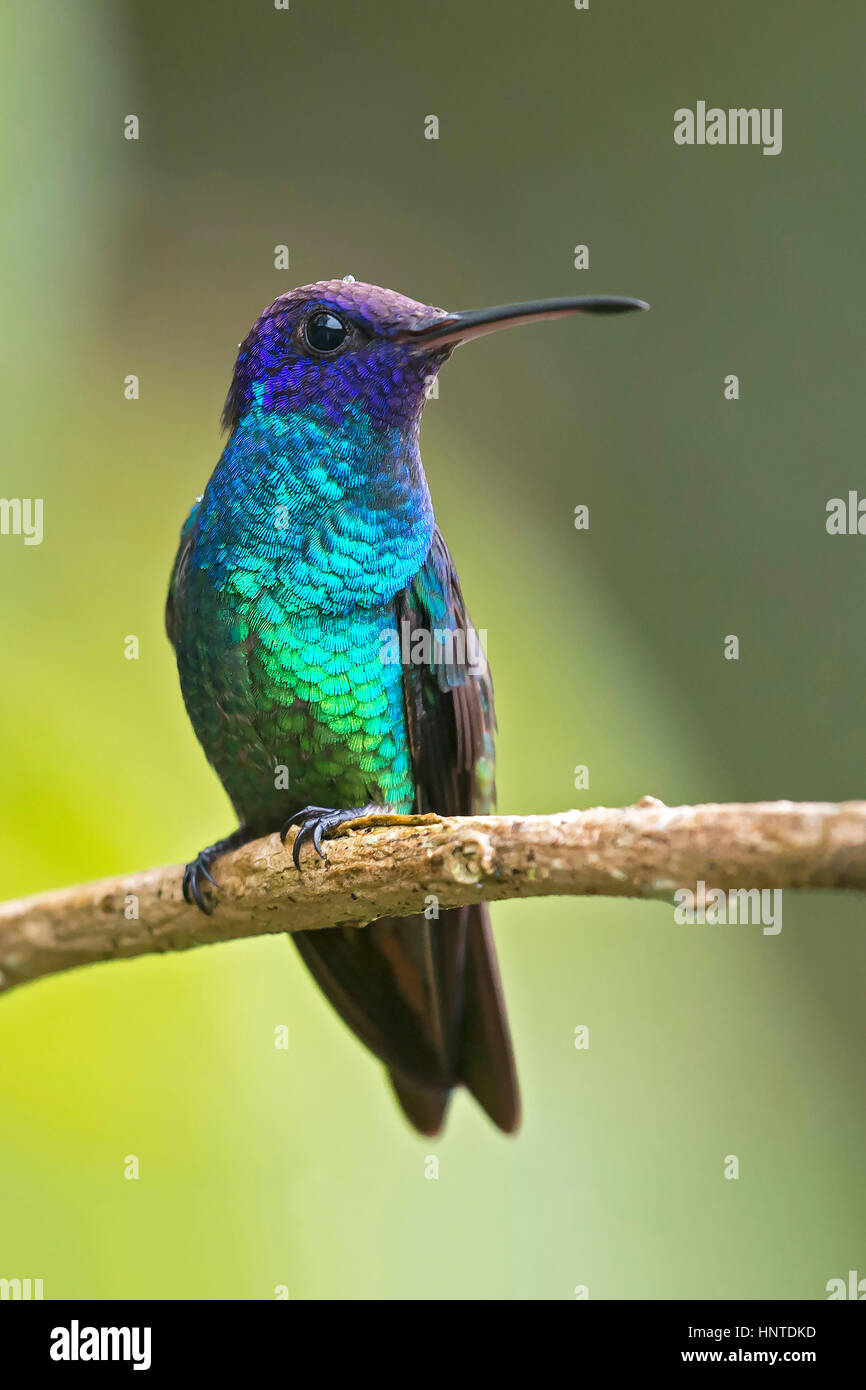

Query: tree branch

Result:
[1,798,864,994]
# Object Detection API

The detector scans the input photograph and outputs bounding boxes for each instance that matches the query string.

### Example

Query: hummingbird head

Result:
[223,278,454,437]
[222,277,648,437]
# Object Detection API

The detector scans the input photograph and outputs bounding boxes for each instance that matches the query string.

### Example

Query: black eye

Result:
[303,311,348,354]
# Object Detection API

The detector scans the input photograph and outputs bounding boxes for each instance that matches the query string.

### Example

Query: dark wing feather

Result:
[165,500,200,649]
[395,527,518,1132]
[291,527,519,1134]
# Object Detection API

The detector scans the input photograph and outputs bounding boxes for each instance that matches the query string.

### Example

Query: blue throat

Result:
[191,389,435,616]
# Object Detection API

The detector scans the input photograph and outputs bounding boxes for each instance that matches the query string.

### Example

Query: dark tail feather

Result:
[391,905,520,1136]
[290,903,519,1135]
[458,904,520,1132]
[389,1073,450,1135]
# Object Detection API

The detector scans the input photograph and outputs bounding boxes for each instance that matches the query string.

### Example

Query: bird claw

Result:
[280,803,382,870]
[182,857,217,914]
[278,807,330,844]
[181,826,253,915]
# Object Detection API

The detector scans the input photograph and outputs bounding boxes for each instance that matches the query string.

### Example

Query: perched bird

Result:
[167,278,647,1134]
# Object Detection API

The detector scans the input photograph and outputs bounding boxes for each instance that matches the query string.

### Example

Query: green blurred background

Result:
[1,0,863,1299]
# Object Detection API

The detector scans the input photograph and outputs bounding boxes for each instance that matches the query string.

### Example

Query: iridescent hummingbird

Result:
[166,278,648,1133]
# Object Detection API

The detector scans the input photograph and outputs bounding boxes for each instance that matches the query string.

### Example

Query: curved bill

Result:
[406,294,649,348]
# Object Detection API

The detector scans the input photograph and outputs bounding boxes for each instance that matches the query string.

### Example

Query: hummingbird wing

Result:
[165,498,200,649]
[290,527,519,1134]
[394,527,519,1133]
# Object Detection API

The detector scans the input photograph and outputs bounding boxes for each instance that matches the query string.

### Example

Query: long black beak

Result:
[407,294,649,348]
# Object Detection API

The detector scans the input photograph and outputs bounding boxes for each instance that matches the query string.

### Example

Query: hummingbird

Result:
[166,278,647,1134]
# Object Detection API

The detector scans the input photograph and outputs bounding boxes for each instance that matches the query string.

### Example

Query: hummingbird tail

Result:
[388,1073,450,1135]
[389,905,520,1135]
[289,903,519,1135]
[457,904,521,1133]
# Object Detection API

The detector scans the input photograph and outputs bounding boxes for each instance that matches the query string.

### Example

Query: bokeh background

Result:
[1,0,864,1299]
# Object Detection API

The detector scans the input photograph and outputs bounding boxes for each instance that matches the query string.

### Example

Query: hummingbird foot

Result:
[182,826,255,914]
[280,803,385,870]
